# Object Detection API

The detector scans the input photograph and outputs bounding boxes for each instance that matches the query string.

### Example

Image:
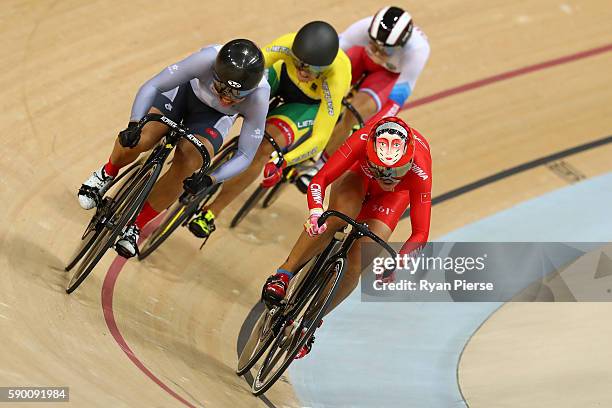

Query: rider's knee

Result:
[173,143,204,175]
[254,137,275,164]
[353,91,378,115]
[343,262,362,288]
[136,124,165,151]
[327,218,348,233]
[265,122,289,148]
[257,141,274,159]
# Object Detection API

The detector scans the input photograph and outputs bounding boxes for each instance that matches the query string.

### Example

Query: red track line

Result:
[100,214,197,408]
[98,42,612,407]
[404,42,612,109]
[101,254,197,408]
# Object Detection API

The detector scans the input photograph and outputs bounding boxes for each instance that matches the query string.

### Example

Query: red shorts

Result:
[346,46,400,111]
[350,167,410,230]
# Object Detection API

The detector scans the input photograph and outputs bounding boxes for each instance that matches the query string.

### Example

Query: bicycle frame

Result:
[282,210,397,317]
[127,114,212,220]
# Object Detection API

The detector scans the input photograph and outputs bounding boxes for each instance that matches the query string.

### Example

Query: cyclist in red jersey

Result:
[262,116,432,358]
[295,6,430,190]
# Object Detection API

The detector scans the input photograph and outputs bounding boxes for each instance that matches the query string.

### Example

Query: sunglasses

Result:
[212,75,254,100]
[368,40,398,56]
[292,57,330,76]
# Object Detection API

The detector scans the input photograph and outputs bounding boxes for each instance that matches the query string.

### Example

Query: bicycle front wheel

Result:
[66,160,163,293]
[230,185,266,228]
[251,257,346,395]
[261,181,286,209]
[236,305,281,376]
[64,161,143,272]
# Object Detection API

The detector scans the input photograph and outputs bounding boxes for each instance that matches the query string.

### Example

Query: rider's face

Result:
[368,40,397,59]
[376,133,405,166]
[296,67,317,82]
[292,58,327,82]
[218,94,243,106]
[212,80,247,106]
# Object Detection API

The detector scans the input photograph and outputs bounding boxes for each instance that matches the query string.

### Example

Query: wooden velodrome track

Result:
[1,0,611,406]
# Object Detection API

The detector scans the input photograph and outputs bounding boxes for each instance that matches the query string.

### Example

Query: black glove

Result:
[118,121,141,148]
[183,172,213,195]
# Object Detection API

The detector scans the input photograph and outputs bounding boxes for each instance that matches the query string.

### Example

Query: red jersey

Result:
[307,122,432,251]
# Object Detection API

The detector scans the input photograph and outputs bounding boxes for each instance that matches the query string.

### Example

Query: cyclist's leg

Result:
[325,188,410,315]
[137,91,228,220]
[144,134,215,211]
[78,106,170,210]
[115,87,224,256]
[204,124,283,217]
[205,102,316,217]
[279,170,369,273]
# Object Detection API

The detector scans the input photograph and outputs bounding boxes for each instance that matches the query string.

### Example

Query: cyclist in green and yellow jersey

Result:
[188,21,352,238]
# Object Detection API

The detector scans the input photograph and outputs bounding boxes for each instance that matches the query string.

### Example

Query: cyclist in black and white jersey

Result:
[77,39,270,258]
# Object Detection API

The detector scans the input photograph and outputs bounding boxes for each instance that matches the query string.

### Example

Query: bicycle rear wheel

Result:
[261,181,286,209]
[66,160,163,293]
[137,196,199,260]
[230,185,266,228]
[251,257,346,395]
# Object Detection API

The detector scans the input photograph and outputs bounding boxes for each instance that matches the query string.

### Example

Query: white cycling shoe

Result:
[78,165,114,210]
[115,225,140,258]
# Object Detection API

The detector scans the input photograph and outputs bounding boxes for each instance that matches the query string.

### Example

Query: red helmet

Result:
[366,116,416,168]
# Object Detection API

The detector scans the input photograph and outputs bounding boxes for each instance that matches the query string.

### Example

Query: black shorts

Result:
[152,82,233,153]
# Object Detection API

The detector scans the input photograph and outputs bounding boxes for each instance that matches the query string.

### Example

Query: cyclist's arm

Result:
[339,17,371,51]
[391,29,430,107]
[129,46,218,121]
[209,86,271,183]
[399,168,432,255]
[262,33,296,68]
[307,130,366,210]
[400,190,431,254]
[283,74,351,166]
[361,38,430,125]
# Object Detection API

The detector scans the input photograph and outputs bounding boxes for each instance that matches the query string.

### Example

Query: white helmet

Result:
[368,6,414,47]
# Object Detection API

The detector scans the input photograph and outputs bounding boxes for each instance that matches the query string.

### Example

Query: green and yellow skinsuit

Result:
[263,33,352,166]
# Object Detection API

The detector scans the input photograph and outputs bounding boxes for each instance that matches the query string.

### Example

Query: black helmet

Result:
[291,21,339,67]
[214,39,265,95]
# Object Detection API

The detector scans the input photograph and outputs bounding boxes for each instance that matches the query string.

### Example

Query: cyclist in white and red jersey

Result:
[263,116,432,358]
[297,6,430,188]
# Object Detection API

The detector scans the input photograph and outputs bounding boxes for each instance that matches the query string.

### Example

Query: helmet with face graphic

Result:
[366,116,415,168]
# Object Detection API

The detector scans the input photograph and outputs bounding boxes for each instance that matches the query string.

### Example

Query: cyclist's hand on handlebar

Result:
[183,172,213,195]
[304,208,327,237]
[118,122,141,148]
[262,157,286,188]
